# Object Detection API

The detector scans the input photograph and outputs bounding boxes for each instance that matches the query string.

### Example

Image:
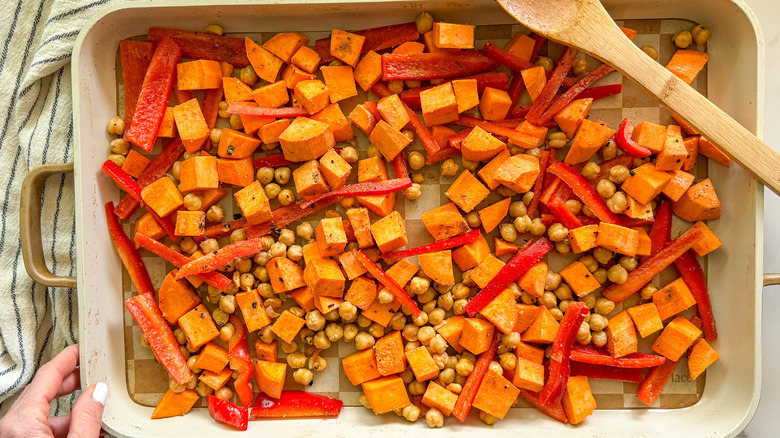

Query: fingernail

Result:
[92,382,108,406]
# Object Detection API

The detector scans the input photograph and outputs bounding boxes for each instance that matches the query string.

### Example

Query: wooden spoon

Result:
[497,0,780,196]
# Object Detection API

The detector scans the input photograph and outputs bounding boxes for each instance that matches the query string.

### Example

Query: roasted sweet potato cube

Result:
[314,296,343,315]
[330,29,365,67]
[174,210,205,237]
[621,162,672,205]
[653,277,697,321]
[236,289,272,333]
[568,224,599,253]
[357,192,396,217]
[470,254,505,289]
[522,306,559,343]
[472,370,520,419]
[345,276,378,311]
[422,202,471,241]
[666,49,709,84]
[606,310,637,358]
[431,125,456,150]
[564,119,616,165]
[418,250,454,286]
[266,257,306,293]
[493,154,540,193]
[304,257,346,298]
[251,80,289,109]
[405,346,439,382]
[699,136,731,167]
[174,98,209,153]
[432,22,474,49]
[688,338,719,379]
[479,87,512,121]
[504,32,535,60]
[271,310,306,344]
[321,65,358,103]
[672,178,721,222]
[517,261,547,298]
[435,315,466,353]
[478,149,511,190]
[452,78,479,113]
[510,121,549,149]
[257,118,289,144]
[178,304,219,349]
[631,121,667,153]
[553,98,593,139]
[216,157,254,187]
[293,79,330,115]
[343,349,382,385]
[361,298,402,327]
[222,77,254,102]
[634,226,652,256]
[291,45,321,74]
[281,64,317,90]
[254,360,287,399]
[420,82,459,126]
[179,155,219,193]
[656,125,687,171]
[156,106,178,138]
[357,155,388,183]
[392,41,425,54]
[218,129,261,159]
[514,305,540,334]
[193,342,229,374]
[151,389,200,419]
[122,150,151,179]
[690,221,722,257]
[134,212,166,243]
[288,287,315,313]
[370,211,408,253]
[199,368,232,391]
[241,114,274,136]
[562,376,596,424]
[315,217,348,257]
[246,37,284,83]
[362,376,411,414]
[652,316,702,361]
[626,302,663,338]
[293,160,330,200]
[515,339,545,363]
[141,177,183,218]
[177,59,222,90]
[512,356,545,392]
[353,50,382,92]
[625,195,654,221]
[375,331,406,376]
[452,232,490,271]
[254,339,278,362]
[597,222,639,257]
[233,180,272,225]
[521,66,547,102]
[496,237,519,258]
[478,197,510,234]
[662,170,695,202]
[460,318,496,355]
[346,208,374,248]
[348,103,378,135]
[279,116,335,162]
[422,381,458,416]
[682,135,699,171]
[461,126,507,162]
[480,288,519,334]
[368,120,412,162]
[263,32,308,64]
[311,103,355,142]
[559,260,601,297]
[158,270,201,324]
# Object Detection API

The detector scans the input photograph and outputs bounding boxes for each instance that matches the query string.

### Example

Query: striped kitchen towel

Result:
[0,0,119,415]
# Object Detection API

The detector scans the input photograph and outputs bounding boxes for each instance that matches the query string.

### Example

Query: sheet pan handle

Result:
[20,163,77,288]
[765,274,780,287]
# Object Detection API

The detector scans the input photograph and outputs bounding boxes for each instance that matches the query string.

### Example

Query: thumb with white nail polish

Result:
[69,382,107,437]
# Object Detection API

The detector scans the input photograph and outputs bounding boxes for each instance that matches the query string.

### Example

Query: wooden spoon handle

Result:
[593,27,780,195]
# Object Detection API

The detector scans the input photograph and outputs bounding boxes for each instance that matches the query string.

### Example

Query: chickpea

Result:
[336,146,357,165]
[402,324,419,342]
[235,258,252,273]
[554,284,573,301]
[391,313,407,331]
[342,324,359,342]
[455,358,474,376]
[338,301,358,322]
[435,291,453,311]
[425,407,444,428]
[555,240,571,254]
[374,288,393,305]
[229,114,243,130]
[565,199,582,215]
[692,25,711,45]
[273,188,293,206]
[440,158,459,177]
[269,242,287,258]
[641,45,659,60]
[403,404,421,422]
[205,204,224,223]
[547,223,569,242]
[368,322,385,339]
[218,323,235,342]
[264,182,282,199]
[453,299,467,315]
[496,186,516,198]
[594,247,614,264]
[580,254,598,273]
[581,292,597,309]
[312,330,332,350]
[229,229,246,244]
[479,410,498,425]
[415,11,434,34]
[107,116,125,135]
[107,154,126,167]
[596,179,616,199]
[607,264,628,284]
[387,80,404,94]
[428,308,446,326]
[580,162,600,180]
[549,307,563,321]
[180,193,203,211]
[212,308,229,326]
[310,356,327,372]
[640,283,658,300]
[459,211,480,229]
[582,204,595,218]
[305,310,326,331]
[404,183,422,200]
[272,167,291,186]
[547,130,568,149]
[254,167,274,186]
[355,332,375,350]
[513,215,531,234]
[608,165,630,184]
[412,311,429,326]
[500,223,518,242]
[522,191,534,206]
[488,361,503,376]
[601,139,618,160]
[208,129,223,147]
[535,56,554,73]
[290,368,312,386]
[569,56,588,75]
[617,256,637,272]
[286,351,307,369]
[606,192,628,214]
[529,218,546,236]
[406,151,426,171]
[407,380,426,396]
[109,138,130,156]
[237,65,258,86]
[540,291,558,309]
[589,313,609,332]
[438,368,456,386]
[296,222,314,241]
[219,294,237,314]
[422,300,437,314]
[409,173,424,185]
[592,268,608,285]
[254,266,270,283]
[428,334,447,354]
[673,30,693,49]
[592,330,608,348]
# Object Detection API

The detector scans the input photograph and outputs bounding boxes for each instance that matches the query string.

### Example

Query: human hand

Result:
[0,344,107,438]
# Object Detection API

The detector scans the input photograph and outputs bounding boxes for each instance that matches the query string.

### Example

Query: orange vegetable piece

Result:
[362,376,411,414]
[606,310,637,358]
[315,217,348,257]
[193,342,229,374]
[568,224,599,253]
[562,376,596,425]
[564,119,616,164]
[151,389,199,419]
[515,339,545,363]
[254,339,277,362]
[510,121,549,149]
[293,79,330,115]
[122,150,152,179]
[304,258,346,298]
[672,178,721,221]
[245,37,284,83]
[281,64,317,89]
[626,302,664,338]
[348,103,378,135]
[279,117,336,162]
[459,318,496,355]
[420,82,459,126]
[156,107,177,138]
[559,260,601,297]
[375,331,406,376]
[451,232,490,271]
[480,288,519,334]
[358,155,388,182]
[653,277,697,321]
[522,306,559,344]
[493,154,540,193]
[494,237,518,256]
[698,136,731,167]
[504,32,535,61]
[291,45,321,74]
[343,349,382,386]
[158,270,201,324]
[222,77,254,102]
[362,298,402,327]
[521,66,547,102]
[462,126,507,162]
[179,155,219,192]
[266,257,306,293]
[652,316,702,361]
[631,121,667,153]
[597,222,640,257]
[218,128,261,159]
[177,59,222,90]
[321,65,358,103]
[682,135,699,171]
[330,29,366,66]
[513,357,545,392]
[368,120,412,161]
[662,169,696,202]
[311,103,355,142]
[472,370,520,419]
[445,170,489,213]
[422,381,459,416]
[178,304,219,349]
[432,22,475,49]
[235,290,272,333]
[435,315,466,353]
[517,261,547,298]
[353,50,383,92]
[174,210,205,237]
[376,94,411,131]
[478,197,511,234]
[370,210,408,253]
[303,241,324,264]
[271,310,306,344]
[346,208,374,249]
[421,202,470,241]
[251,80,289,108]
[553,98,593,139]
[405,346,440,382]
[392,41,425,55]
[262,32,309,64]
[199,368,232,391]
[314,296,343,315]
[289,287,315,313]
[241,114,274,136]
[141,177,183,218]
[233,180,271,225]
[134,212,165,244]
[621,162,672,205]
[452,78,480,113]
[634,226,652,256]
[338,249,368,280]
[688,338,719,379]
[217,157,254,187]
[418,250,455,285]
[344,276,377,310]
[254,360,287,399]
[469,254,505,289]
[666,49,709,84]
[690,221,722,257]
[174,98,209,153]
[656,125,687,171]
[477,149,510,190]
[479,87,512,121]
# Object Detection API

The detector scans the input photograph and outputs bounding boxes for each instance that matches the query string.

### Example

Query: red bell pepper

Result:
[547,197,583,229]
[540,301,589,404]
[527,150,551,218]
[507,72,526,108]
[105,202,156,297]
[447,128,472,150]
[228,315,253,407]
[101,160,143,202]
[571,362,643,383]
[602,225,704,304]
[244,198,339,239]
[124,37,182,152]
[392,153,409,179]
[518,389,568,424]
[251,391,343,418]
[402,101,442,157]
[615,118,653,157]
[381,229,482,263]
[148,28,249,67]
[576,83,623,101]
[176,238,266,279]
[381,51,499,81]
[114,138,185,219]
[637,359,679,405]
[675,251,717,340]
[452,334,499,422]
[525,47,578,124]
[529,33,547,63]
[547,161,622,225]
[620,217,654,228]
[125,293,192,385]
[452,115,531,148]
[399,72,509,110]
[200,218,248,241]
[300,178,411,209]
[134,232,232,291]
[207,395,249,431]
[253,148,342,169]
[356,250,421,318]
[315,22,419,64]
[647,200,672,258]
[570,344,666,368]
[537,63,614,124]
[119,40,155,130]
[482,41,535,71]
[227,102,310,117]
[465,238,553,316]
[425,147,461,165]
[541,214,603,227]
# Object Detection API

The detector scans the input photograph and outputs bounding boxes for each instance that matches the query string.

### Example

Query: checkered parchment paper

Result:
[120,18,709,412]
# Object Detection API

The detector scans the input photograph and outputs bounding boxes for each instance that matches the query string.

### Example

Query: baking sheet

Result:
[121,18,709,411]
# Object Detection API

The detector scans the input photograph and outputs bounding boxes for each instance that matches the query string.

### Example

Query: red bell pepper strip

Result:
[675,251,717,340]
[244,198,339,239]
[200,218,248,241]
[251,391,343,418]
[114,138,185,219]
[547,197,583,229]
[124,37,182,152]
[576,83,623,101]
[227,102,310,117]
[603,225,704,304]
[176,238,266,279]
[525,47,578,124]
[482,41,535,71]
[253,148,342,169]
[101,160,142,202]
[518,389,568,424]
[547,161,622,225]
[125,293,192,385]
[399,72,509,110]
[647,200,672,258]
[452,115,530,147]
[381,229,481,263]
[134,232,231,291]
[447,128,471,150]
[426,147,461,165]
[571,362,643,383]
[144,205,177,241]
[529,33,547,63]
[452,334,499,422]
[465,238,553,316]
[402,101,441,157]
[315,22,420,64]
[507,71,527,108]
[540,301,589,404]
[356,250,421,318]
[570,344,666,368]
[392,153,409,179]
[228,315,254,407]
[105,202,155,297]
[637,359,679,405]
[381,51,499,82]
[537,63,614,124]
[300,178,411,209]
[527,150,551,218]
[148,28,249,67]
[208,395,249,431]
[620,217,654,228]
[119,40,154,130]
[615,118,653,157]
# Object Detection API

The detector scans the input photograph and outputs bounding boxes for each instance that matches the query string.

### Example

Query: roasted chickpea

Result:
[107,116,125,135]
[641,45,659,60]
[581,162,601,180]
[340,146,359,163]
[535,56,554,73]
[415,11,434,34]
[408,151,426,170]
[206,204,225,223]
[404,183,422,200]
[673,30,693,48]
[440,159,459,177]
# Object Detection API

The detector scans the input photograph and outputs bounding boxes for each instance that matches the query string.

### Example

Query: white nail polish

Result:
[92,382,108,406]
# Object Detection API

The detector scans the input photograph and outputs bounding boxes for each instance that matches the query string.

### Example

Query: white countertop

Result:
[740,0,779,436]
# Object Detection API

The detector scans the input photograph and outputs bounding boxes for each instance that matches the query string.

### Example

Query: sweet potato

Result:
[564,119,616,164]
[266,257,306,293]
[479,87,512,121]
[568,224,599,254]
[245,37,284,83]
[688,339,719,379]
[353,50,383,92]
[122,150,152,179]
[432,22,475,49]
[493,154,540,193]
[178,304,219,349]
[222,77,254,102]
[522,306,559,343]
[472,370,520,419]
[421,202,470,240]
[480,288,519,334]
[477,149,511,190]
[517,261,548,298]
[393,41,426,55]
[174,210,205,237]
[625,302,663,338]
[278,117,335,162]
[445,170,490,213]
[331,29,366,66]
[151,389,199,419]
[158,270,201,324]
[343,349,382,385]
[652,316,702,361]
[368,120,412,161]
[174,98,209,153]
[199,368,233,391]
[316,217,348,257]
[254,360,287,399]
[460,318,496,355]
[521,66,547,102]
[141,177,184,217]
[177,59,222,90]
[422,381,458,416]
[235,290,272,333]
[217,157,254,187]
[562,376,596,425]
[304,257,346,298]
[294,79,330,115]
[193,342,229,374]
[662,170,695,202]
[504,32,535,61]
[682,135,699,171]
[494,238,518,256]
[462,126,507,162]
[515,339,545,363]
[346,208,374,248]
[281,64,317,89]
[289,287,315,313]
[348,103,378,135]
[252,80,290,108]
[690,221,722,257]
[311,103,355,142]
[509,121,549,149]
[241,114,274,136]
[375,331,406,376]
[259,118,291,143]
[419,250,455,286]
[291,45,321,74]
[362,376,411,414]
[156,107,177,138]
[179,155,219,192]
[513,357,545,392]
[653,277,697,321]
[321,65,359,103]
[376,94,411,131]
[344,276,378,310]
[406,346,440,382]
[597,222,639,257]
[370,210,408,253]
[420,82,459,126]
[263,32,309,64]
[553,98,592,139]
[134,212,165,243]
[621,162,672,205]
[470,254,506,289]
[451,232,490,271]
[606,310,637,358]
[672,178,721,221]
[634,226,652,256]
[666,49,709,84]
[435,316,466,353]
[218,128,261,159]
[698,136,731,167]
[559,260,601,297]
[271,310,306,344]
[233,180,271,225]
[478,197,511,234]
[656,125,687,171]
[631,121,667,153]
[452,78,480,113]
[254,339,278,362]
